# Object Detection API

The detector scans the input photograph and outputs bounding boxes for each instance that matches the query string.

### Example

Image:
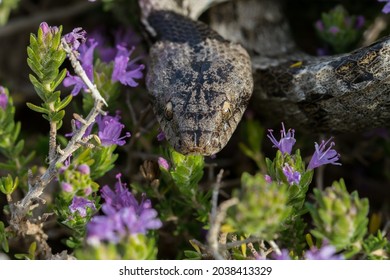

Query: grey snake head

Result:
[140,3,253,155]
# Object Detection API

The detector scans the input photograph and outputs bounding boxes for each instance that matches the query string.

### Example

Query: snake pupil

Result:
[164,101,173,120]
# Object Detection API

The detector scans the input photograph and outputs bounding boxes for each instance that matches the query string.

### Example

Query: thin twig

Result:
[221,236,262,250]
[362,15,388,46]
[63,41,107,106]
[210,169,224,221]
[207,189,238,260]
[48,120,57,163]
[268,240,281,255]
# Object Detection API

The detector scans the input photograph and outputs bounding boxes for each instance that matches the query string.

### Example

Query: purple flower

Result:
[63,27,87,51]
[111,45,145,87]
[355,15,365,29]
[157,130,166,141]
[265,175,272,183]
[267,122,296,154]
[77,164,90,175]
[84,186,93,196]
[86,173,162,244]
[63,39,98,96]
[378,0,390,14]
[61,182,73,193]
[272,249,291,260]
[59,155,71,174]
[39,22,59,43]
[100,173,138,211]
[304,244,343,260]
[96,113,131,146]
[328,26,340,35]
[316,47,330,56]
[315,20,324,31]
[158,157,170,170]
[0,86,8,110]
[87,215,121,245]
[282,164,301,185]
[65,119,94,138]
[91,27,141,62]
[307,138,341,170]
[69,196,96,217]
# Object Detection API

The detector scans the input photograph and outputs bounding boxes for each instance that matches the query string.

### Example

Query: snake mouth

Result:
[172,129,221,156]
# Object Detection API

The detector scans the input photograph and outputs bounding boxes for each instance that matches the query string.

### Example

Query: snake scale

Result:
[139,0,390,155]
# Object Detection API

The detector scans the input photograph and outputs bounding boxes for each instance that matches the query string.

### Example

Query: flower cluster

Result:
[0,86,8,110]
[62,28,144,96]
[314,5,365,54]
[267,122,341,171]
[273,244,343,260]
[69,196,96,218]
[86,174,162,245]
[66,112,131,147]
[96,113,131,146]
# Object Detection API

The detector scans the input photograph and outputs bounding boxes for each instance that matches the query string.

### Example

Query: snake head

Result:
[147,39,253,156]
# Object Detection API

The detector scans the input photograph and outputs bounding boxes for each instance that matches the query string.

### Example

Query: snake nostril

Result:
[211,134,219,148]
[222,101,232,120]
[164,101,173,120]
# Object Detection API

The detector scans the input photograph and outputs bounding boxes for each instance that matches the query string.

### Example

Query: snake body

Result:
[140,0,390,155]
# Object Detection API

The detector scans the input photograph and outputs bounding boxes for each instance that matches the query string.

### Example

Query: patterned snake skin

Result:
[139,0,390,155]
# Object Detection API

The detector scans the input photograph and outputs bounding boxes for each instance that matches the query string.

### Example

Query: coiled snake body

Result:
[139,0,390,155]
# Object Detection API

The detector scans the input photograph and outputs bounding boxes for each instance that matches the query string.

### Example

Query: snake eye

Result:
[222,101,232,120]
[164,101,173,121]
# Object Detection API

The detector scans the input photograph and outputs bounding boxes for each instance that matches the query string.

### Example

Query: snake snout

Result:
[173,129,221,156]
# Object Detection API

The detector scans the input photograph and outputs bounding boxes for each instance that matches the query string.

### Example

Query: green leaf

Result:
[0,221,9,253]
[26,102,50,114]
[45,90,61,104]
[29,74,47,101]
[10,121,21,143]
[13,140,24,156]
[14,242,36,260]
[51,25,63,49]
[56,94,72,111]
[27,58,43,80]
[184,250,202,260]
[51,50,67,64]
[50,110,65,123]
[0,174,18,195]
[51,68,67,90]
[28,34,39,54]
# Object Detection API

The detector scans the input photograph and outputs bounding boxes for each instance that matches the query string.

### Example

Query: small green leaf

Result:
[50,110,65,122]
[0,221,9,253]
[56,94,72,111]
[27,58,43,80]
[13,140,24,156]
[26,102,50,114]
[28,34,39,54]
[0,174,18,195]
[28,242,37,260]
[29,74,47,101]
[10,121,21,143]
[51,25,63,49]
[51,68,67,90]
[45,90,61,104]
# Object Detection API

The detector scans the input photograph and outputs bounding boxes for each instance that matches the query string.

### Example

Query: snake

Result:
[139,0,390,155]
